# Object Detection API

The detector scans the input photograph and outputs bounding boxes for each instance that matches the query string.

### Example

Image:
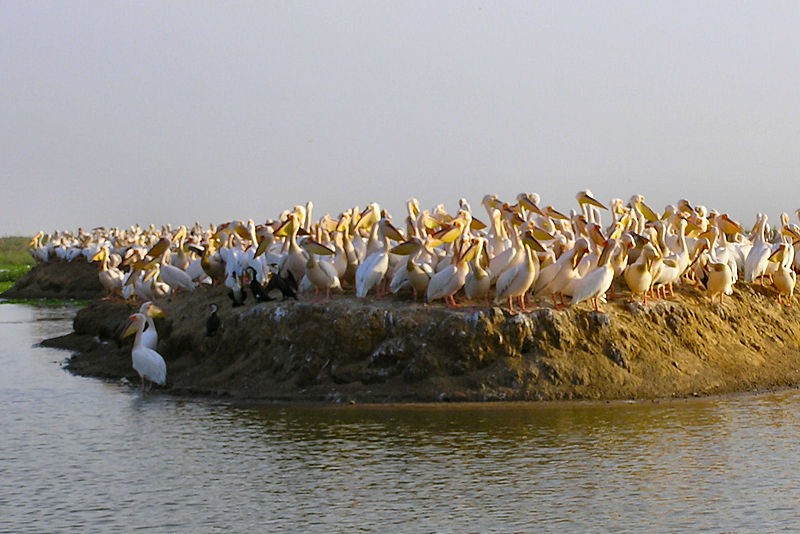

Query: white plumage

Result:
[123,313,167,389]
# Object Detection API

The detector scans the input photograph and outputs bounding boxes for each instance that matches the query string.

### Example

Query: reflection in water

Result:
[1,303,799,531]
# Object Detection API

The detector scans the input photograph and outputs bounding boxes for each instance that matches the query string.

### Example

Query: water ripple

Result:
[2,303,800,532]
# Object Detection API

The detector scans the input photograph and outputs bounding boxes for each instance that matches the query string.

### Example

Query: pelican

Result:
[707,262,734,305]
[770,242,796,306]
[302,240,341,300]
[464,237,492,304]
[277,212,307,283]
[426,242,475,307]
[571,239,617,312]
[494,231,544,314]
[744,213,771,284]
[537,238,590,308]
[157,262,196,293]
[91,245,124,297]
[576,190,608,225]
[355,218,403,298]
[623,245,655,305]
[390,237,435,300]
[138,301,164,351]
[122,313,167,390]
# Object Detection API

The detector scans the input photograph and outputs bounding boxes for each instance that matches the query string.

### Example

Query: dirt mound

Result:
[43,279,800,403]
[2,261,104,299]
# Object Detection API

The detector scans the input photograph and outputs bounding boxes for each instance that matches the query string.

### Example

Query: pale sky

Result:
[2,1,800,236]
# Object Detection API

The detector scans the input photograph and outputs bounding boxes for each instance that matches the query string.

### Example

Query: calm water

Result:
[1,302,799,532]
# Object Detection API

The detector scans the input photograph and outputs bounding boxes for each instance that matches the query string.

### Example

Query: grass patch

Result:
[0,236,35,266]
[0,236,34,292]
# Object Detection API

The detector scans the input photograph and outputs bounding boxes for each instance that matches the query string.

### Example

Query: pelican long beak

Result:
[522,232,546,253]
[273,217,294,238]
[122,317,139,337]
[545,206,570,221]
[303,239,335,256]
[572,246,588,269]
[578,191,608,210]
[146,237,170,258]
[518,195,545,216]
[531,226,555,241]
[381,220,406,242]
[143,267,158,282]
[233,223,251,240]
[781,225,800,241]
[719,214,743,235]
[91,248,106,262]
[638,201,659,222]
[768,246,785,263]
[470,216,487,231]
[173,226,187,243]
[147,304,165,318]
[456,242,478,264]
[390,239,421,255]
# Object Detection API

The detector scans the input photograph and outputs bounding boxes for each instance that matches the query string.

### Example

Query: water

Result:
[2,302,799,532]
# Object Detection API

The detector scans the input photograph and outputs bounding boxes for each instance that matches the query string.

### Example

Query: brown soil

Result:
[1,261,104,299]
[24,261,800,403]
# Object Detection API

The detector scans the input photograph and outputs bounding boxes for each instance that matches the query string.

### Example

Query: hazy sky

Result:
[3,1,800,236]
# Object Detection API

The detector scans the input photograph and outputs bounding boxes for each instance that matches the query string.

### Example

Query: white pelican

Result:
[302,240,341,300]
[745,213,771,284]
[576,189,608,225]
[494,231,544,314]
[389,237,435,300]
[355,218,403,298]
[571,239,617,312]
[464,237,492,304]
[138,301,165,351]
[277,213,307,284]
[707,261,734,305]
[770,242,796,306]
[158,262,196,293]
[123,313,167,390]
[624,245,655,305]
[426,240,477,307]
[537,238,590,308]
[91,245,124,297]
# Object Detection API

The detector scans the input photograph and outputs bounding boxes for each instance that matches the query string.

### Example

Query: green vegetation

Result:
[0,236,34,292]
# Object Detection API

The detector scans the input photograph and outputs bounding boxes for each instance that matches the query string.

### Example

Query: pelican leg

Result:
[507,297,517,315]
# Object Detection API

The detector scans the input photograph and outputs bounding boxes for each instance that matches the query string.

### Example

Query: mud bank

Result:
[31,264,800,402]
[1,261,103,300]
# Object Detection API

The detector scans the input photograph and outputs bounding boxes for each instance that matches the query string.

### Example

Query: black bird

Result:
[206,303,221,337]
[246,266,272,302]
[265,269,298,300]
[227,272,247,307]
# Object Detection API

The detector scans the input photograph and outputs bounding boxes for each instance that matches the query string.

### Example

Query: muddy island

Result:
[12,261,800,403]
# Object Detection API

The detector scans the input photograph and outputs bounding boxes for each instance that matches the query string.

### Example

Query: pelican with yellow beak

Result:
[571,239,617,312]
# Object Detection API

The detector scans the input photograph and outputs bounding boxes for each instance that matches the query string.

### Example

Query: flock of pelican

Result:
[28,192,800,315]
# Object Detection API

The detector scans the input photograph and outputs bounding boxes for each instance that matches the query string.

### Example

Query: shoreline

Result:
[17,261,800,404]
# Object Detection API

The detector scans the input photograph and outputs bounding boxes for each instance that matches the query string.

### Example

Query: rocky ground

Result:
[15,260,800,403]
